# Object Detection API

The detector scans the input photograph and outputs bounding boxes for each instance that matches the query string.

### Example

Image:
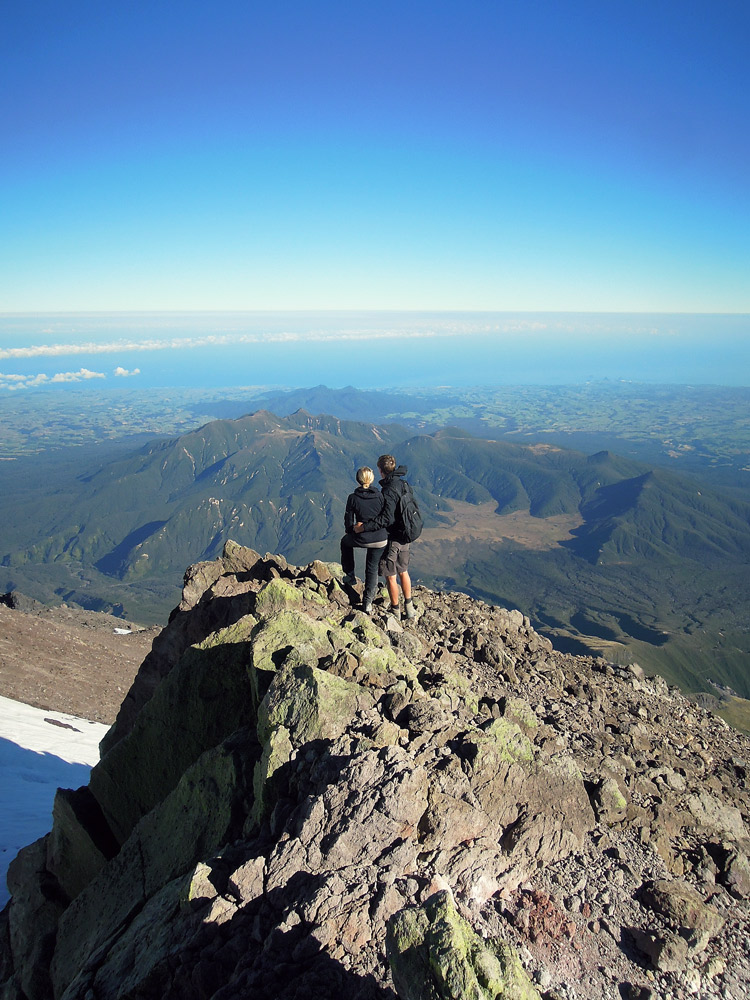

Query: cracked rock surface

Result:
[1,542,749,1000]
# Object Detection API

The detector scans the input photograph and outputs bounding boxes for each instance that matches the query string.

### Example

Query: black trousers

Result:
[340,534,384,599]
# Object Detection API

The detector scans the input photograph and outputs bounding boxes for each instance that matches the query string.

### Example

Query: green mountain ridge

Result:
[565,466,750,566]
[1,408,748,698]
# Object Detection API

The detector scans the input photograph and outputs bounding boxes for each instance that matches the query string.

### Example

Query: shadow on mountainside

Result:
[0,737,93,908]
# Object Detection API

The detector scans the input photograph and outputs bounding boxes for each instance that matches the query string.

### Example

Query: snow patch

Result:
[0,696,109,908]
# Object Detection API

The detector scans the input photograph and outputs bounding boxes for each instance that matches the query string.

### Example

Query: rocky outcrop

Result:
[1,542,749,1000]
[387,890,542,1000]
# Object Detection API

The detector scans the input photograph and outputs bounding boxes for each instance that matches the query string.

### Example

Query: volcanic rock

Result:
[1,542,749,999]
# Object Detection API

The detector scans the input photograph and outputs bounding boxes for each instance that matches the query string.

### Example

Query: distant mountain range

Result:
[1,407,749,698]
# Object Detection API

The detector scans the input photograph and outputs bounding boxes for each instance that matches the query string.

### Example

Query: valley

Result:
[1,394,749,711]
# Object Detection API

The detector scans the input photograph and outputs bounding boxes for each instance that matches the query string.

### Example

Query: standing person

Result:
[355,454,418,619]
[340,467,388,612]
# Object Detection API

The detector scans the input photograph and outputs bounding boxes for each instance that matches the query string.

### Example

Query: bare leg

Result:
[386,575,399,606]
[399,570,412,601]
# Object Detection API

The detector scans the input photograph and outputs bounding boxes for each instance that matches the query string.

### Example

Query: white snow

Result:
[0,695,109,909]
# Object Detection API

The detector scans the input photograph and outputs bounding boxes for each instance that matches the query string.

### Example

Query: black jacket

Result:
[360,465,411,543]
[344,486,387,544]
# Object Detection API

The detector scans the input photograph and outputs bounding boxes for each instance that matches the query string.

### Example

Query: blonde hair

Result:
[356,466,375,488]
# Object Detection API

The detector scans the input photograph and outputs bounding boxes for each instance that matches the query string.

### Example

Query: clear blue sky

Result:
[1,0,748,312]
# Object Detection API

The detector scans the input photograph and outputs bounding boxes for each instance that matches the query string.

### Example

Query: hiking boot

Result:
[342,573,357,586]
[362,600,373,614]
[404,600,417,619]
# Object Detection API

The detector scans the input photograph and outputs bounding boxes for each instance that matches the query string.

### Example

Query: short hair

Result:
[377,454,396,475]
[356,466,374,488]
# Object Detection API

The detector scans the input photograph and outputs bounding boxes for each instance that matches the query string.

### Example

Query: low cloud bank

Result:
[0,368,106,390]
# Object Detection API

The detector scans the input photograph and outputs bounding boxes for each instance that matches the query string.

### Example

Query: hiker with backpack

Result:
[354,454,422,618]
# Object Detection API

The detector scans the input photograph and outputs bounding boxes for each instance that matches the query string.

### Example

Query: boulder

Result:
[51,730,258,998]
[628,927,689,974]
[90,614,259,844]
[722,850,750,899]
[639,879,725,952]
[591,776,628,825]
[5,837,66,1000]
[684,791,748,841]
[46,786,119,901]
[387,890,542,1000]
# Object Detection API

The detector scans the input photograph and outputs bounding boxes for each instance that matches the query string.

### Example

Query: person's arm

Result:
[344,494,357,533]
[357,487,394,533]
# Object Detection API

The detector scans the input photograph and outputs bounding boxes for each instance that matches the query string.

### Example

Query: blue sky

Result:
[1,0,748,312]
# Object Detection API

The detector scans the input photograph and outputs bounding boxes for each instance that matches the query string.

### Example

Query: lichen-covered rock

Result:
[591,775,628,825]
[2,546,750,1000]
[51,730,258,998]
[501,696,538,734]
[255,576,328,618]
[89,614,258,844]
[247,608,333,689]
[100,543,264,756]
[257,661,375,747]
[462,719,594,867]
[386,890,542,1000]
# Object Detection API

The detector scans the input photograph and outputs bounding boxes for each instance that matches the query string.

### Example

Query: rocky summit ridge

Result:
[1,541,749,1000]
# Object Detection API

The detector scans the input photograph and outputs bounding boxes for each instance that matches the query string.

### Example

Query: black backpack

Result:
[396,481,423,542]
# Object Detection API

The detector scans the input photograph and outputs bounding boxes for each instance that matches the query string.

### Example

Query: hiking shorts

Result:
[379,539,410,577]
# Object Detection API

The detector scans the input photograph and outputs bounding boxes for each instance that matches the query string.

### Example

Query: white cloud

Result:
[0,368,106,390]
[0,322,555,361]
[0,315,688,369]
[50,368,105,383]
[113,366,141,377]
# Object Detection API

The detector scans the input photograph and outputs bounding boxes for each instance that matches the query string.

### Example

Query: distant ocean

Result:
[1,311,748,392]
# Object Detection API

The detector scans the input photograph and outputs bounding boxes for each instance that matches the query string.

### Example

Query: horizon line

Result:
[2,308,750,318]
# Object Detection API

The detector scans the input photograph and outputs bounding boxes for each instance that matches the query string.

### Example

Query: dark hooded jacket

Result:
[359,465,411,544]
[344,486,387,545]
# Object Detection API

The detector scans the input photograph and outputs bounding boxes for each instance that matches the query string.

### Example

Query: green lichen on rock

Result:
[53,733,257,998]
[502,697,538,733]
[257,661,374,747]
[387,890,542,1000]
[432,666,480,715]
[89,615,258,844]
[252,658,377,825]
[250,610,333,673]
[255,577,326,618]
[349,641,408,687]
[332,614,422,688]
[255,578,304,617]
[340,611,392,649]
[476,718,535,765]
[251,723,294,827]
[249,609,334,705]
